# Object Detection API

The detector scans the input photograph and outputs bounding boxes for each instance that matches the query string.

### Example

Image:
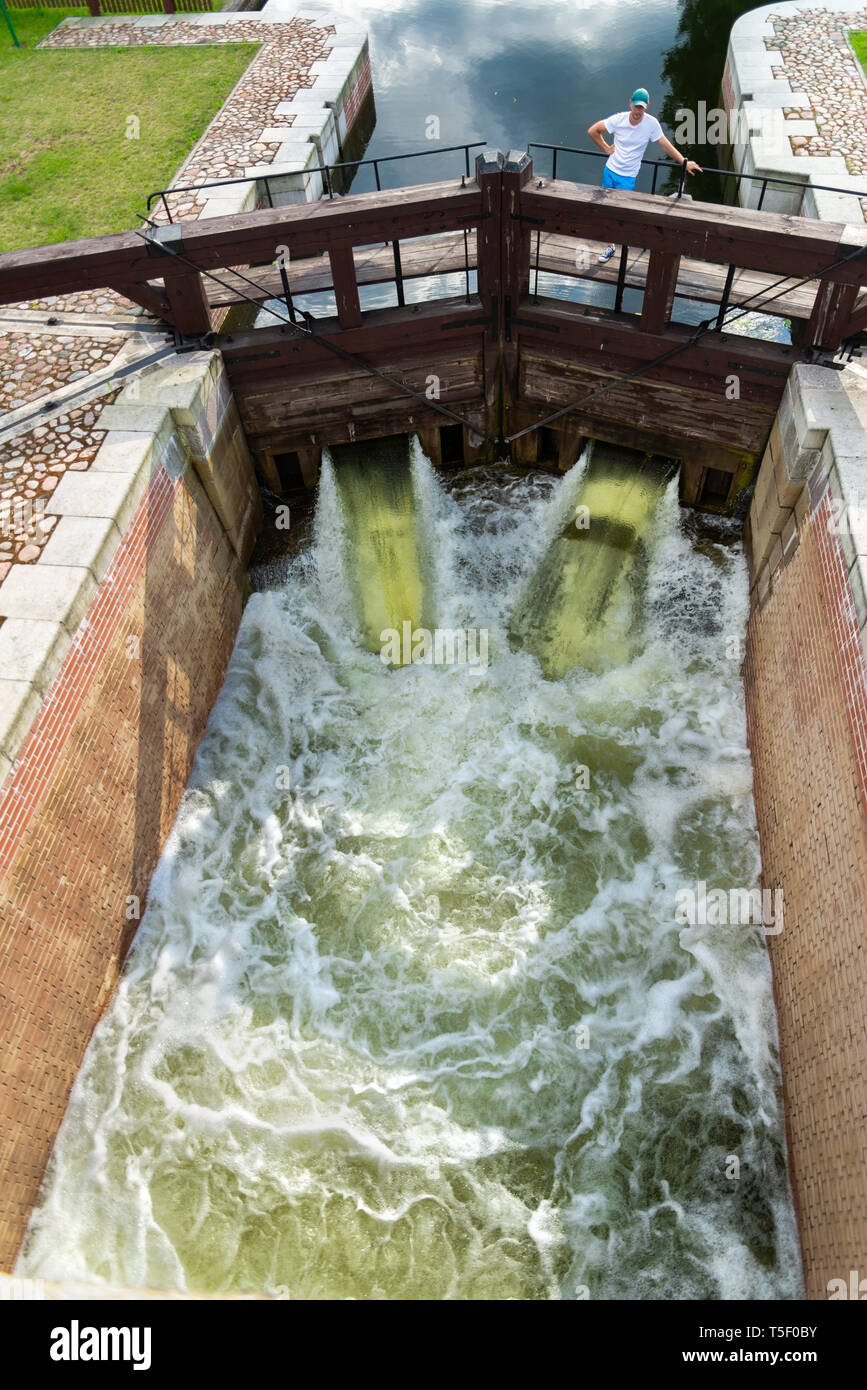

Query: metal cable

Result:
[129,220,500,444]
[504,236,867,443]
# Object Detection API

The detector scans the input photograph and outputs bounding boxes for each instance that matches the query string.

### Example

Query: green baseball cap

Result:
[631,88,650,108]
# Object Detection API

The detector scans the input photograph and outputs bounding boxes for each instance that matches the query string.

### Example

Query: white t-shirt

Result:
[604,111,663,178]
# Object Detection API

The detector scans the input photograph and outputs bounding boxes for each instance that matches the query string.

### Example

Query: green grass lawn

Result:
[852,31,867,76]
[0,10,258,250]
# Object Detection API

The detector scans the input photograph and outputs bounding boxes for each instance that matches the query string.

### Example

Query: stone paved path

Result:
[767,8,867,175]
[1,12,337,588]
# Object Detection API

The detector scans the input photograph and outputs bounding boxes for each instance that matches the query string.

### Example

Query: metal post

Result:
[464,145,471,178]
[463,227,471,303]
[279,263,297,324]
[552,147,558,181]
[264,178,274,209]
[392,240,405,307]
[757,178,768,211]
[374,160,382,192]
[676,160,688,199]
[651,163,658,195]
[715,263,737,331]
[162,193,173,225]
[614,245,628,313]
[0,0,21,46]
[323,164,333,199]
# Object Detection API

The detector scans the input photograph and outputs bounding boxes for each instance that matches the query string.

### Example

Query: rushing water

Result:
[18,441,802,1299]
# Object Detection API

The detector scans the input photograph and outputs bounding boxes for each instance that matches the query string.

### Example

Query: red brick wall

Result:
[342,51,372,132]
[0,456,244,1271]
[744,494,867,1299]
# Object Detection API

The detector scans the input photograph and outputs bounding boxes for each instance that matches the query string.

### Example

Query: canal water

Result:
[257,0,787,339]
[329,0,756,197]
[18,443,803,1298]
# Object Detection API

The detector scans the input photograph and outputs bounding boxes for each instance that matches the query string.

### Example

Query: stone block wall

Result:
[743,359,867,1299]
[0,353,260,1270]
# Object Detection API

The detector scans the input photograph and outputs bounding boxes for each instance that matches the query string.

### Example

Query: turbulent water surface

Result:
[19,442,802,1299]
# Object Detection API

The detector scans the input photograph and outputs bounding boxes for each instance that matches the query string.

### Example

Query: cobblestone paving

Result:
[0,387,120,576]
[766,8,867,177]
[1,15,335,570]
[40,18,334,220]
[0,332,125,413]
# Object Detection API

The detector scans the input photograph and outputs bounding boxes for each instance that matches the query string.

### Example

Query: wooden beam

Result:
[107,281,171,321]
[328,246,362,329]
[0,181,484,306]
[806,280,860,346]
[842,290,867,339]
[520,182,867,285]
[474,150,503,323]
[161,267,212,335]
[640,250,680,334]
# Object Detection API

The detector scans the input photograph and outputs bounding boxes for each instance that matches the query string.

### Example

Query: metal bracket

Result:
[726,360,790,379]
[505,297,561,338]
[144,224,184,258]
[441,296,497,333]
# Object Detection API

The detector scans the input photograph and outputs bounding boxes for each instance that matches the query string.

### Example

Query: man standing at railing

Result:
[588,89,702,264]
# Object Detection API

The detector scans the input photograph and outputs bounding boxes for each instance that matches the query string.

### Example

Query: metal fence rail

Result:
[147,142,488,222]
[527,142,867,210]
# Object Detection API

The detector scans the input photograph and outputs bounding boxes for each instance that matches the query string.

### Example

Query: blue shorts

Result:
[602,166,637,190]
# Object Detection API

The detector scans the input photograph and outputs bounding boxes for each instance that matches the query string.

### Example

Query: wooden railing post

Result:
[145,225,211,336]
[328,246,362,329]
[501,151,533,447]
[641,249,680,334]
[474,149,505,452]
[806,278,859,348]
[502,149,533,310]
[474,149,504,328]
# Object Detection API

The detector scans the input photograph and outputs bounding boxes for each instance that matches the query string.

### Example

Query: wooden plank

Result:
[234,356,483,437]
[519,354,776,457]
[161,267,212,335]
[202,229,817,324]
[537,237,817,321]
[107,280,170,320]
[805,280,860,347]
[641,249,680,334]
[328,246,362,329]
[521,181,867,285]
[515,296,799,375]
[0,180,485,304]
[219,295,486,382]
[475,151,503,326]
[841,290,867,339]
[205,232,477,307]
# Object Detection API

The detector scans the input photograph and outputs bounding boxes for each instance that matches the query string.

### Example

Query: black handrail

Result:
[147,142,488,222]
[527,142,867,207]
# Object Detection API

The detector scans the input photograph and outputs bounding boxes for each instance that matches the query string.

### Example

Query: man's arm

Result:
[588,119,614,157]
[656,132,702,175]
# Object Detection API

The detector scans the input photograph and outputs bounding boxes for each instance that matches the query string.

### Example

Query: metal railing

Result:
[527,142,867,210]
[147,142,488,223]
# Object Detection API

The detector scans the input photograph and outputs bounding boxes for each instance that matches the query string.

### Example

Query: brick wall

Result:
[0,452,246,1271]
[743,366,867,1300]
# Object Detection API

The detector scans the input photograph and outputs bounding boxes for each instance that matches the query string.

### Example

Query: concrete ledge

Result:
[749,360,867,660]
[0,681,41,784]
[727,2,867,221]
[47,466,151,534]
[38,515,123,584]
[0,619,71,696]
[0,563,96,634]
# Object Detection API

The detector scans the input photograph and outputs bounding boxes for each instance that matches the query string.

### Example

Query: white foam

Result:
[16,450,802,1301]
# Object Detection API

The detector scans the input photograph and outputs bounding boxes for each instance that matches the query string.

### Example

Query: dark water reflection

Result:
[337,0,761,200]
